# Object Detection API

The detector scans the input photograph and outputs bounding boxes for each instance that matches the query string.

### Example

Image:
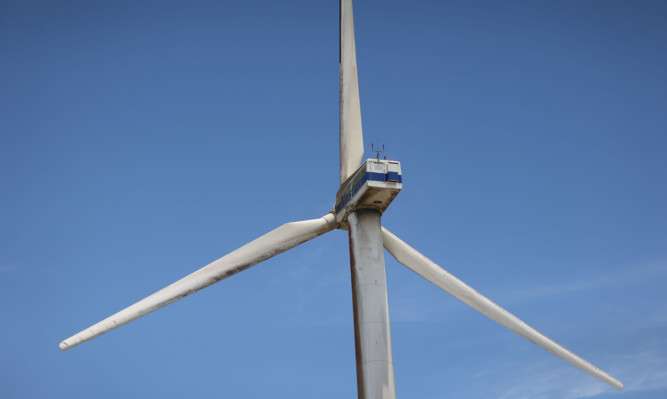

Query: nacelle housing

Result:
[334,159,402,224]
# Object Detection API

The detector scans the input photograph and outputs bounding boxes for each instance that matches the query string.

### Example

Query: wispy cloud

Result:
[389,291,458,322]
[497,258,667,305]
[487,336,667,399]
[385,258,667,323]
[256,236,353,326]
[614,349,667,394]
[494,364,613,399]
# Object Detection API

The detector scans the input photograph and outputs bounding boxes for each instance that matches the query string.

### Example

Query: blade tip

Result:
[59,337,80,351]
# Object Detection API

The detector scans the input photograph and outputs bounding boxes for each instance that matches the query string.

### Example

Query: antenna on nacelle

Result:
[372,143,385,160]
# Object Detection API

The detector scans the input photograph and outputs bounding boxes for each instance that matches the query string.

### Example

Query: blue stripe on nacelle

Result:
[366,172,403,184]
[386,171,401,183]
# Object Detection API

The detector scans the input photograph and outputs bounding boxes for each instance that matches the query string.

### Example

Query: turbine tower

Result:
[60,1,623,397]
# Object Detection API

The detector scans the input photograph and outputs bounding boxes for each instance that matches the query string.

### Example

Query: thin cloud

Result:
[494,364,614,399]
[614,349,667,394]
[489,338,667,399]
[389,293,458,323]
[489,362,613,399]
[498,259,667,305]
[385,259,667,323]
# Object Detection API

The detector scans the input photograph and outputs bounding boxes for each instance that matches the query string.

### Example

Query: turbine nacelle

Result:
[334,158,402,225]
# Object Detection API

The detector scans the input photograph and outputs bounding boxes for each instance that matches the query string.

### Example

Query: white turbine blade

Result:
[340,0,364,183]
[381,227,623,390]
[60,213,336,351]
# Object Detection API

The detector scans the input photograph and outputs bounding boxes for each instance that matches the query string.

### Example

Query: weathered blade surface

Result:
[381,227,623,390]
[340,0,364,183]
[60,213,336,351]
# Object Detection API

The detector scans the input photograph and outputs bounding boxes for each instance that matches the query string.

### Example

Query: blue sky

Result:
[1,1,666,398]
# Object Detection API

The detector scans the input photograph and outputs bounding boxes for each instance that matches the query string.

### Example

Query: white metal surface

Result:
[60,213,336,351]
[348,210,396,399]
[339,0,364,184]
[381,227,624,390]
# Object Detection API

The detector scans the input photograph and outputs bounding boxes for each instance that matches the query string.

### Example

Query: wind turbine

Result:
[60,1,623,397]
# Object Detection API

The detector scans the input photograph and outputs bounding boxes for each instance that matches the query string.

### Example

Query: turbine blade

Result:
[340,0,364,183]
[381,227,623,390]
[60,213,336,351]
